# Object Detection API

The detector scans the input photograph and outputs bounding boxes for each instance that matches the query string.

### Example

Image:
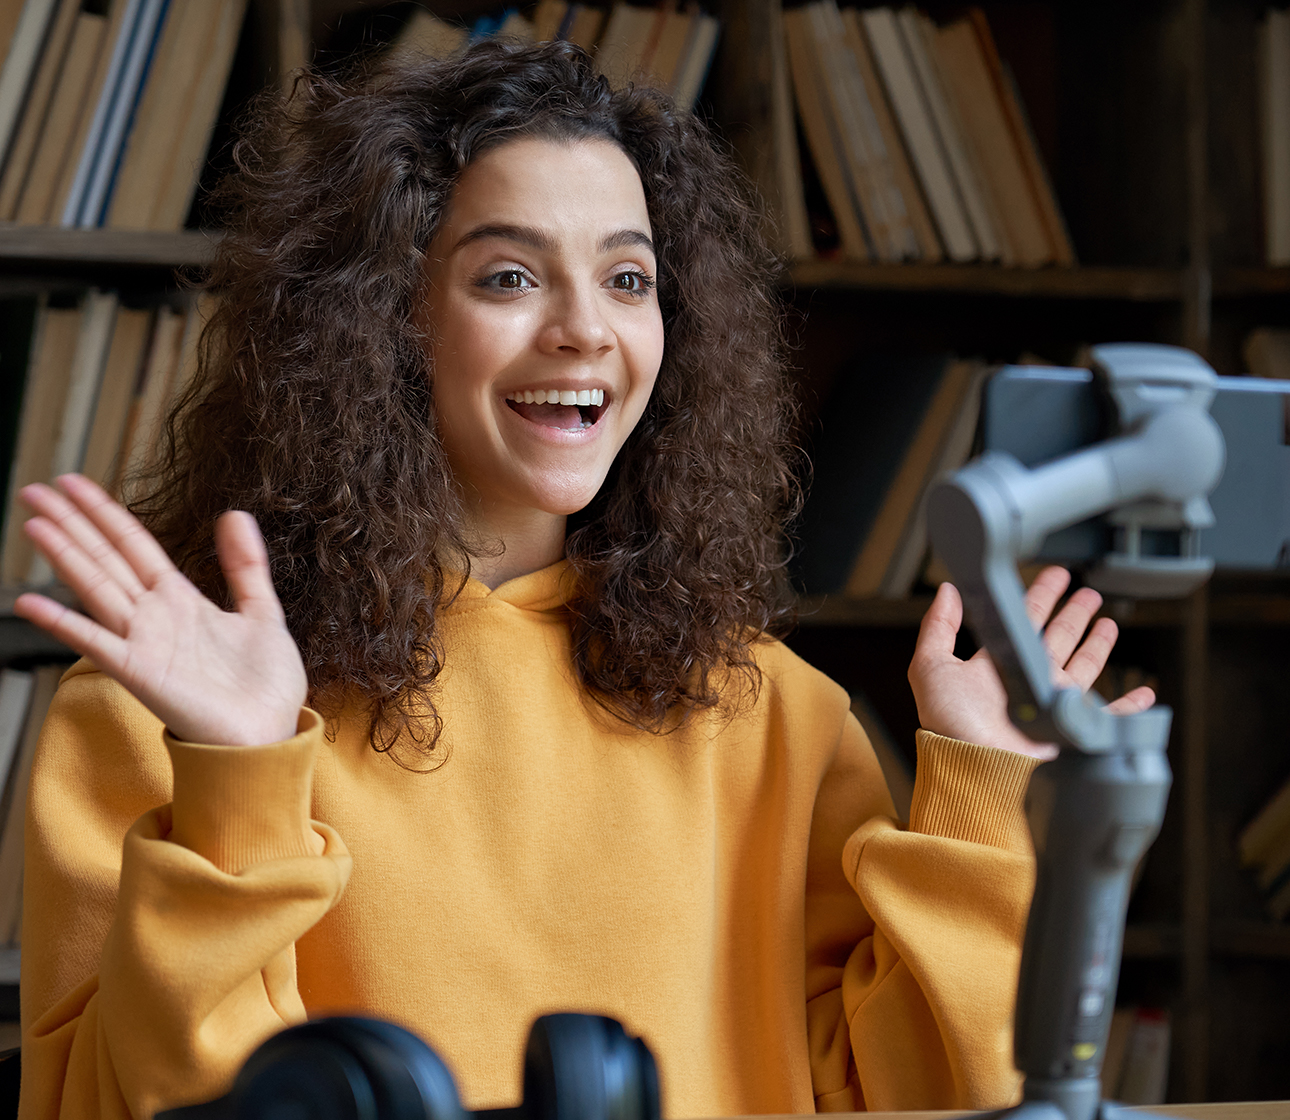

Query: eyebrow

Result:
[451,223,656,257]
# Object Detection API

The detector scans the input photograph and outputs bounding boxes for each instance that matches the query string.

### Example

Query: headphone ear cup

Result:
[523,1015,660,1120]
[226,1017,467,1120]
[230,1026,379,1120]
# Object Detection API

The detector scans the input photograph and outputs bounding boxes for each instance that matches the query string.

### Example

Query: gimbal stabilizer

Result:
[926,343,1226,1120]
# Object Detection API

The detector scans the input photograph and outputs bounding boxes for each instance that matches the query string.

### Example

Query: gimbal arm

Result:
[924,344,1224,1120]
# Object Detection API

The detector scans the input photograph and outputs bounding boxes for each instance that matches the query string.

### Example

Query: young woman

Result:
[13,39,1150,1120]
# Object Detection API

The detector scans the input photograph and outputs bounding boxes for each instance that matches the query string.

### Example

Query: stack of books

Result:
[772,2,1074,267]
[393,2,721,114]
[1239,772,1290,921]
[0,0,246,230]
[793,352,989,599]
[0,292,210,589]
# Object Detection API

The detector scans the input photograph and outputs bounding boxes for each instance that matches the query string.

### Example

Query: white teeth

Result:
[507,388,606,406]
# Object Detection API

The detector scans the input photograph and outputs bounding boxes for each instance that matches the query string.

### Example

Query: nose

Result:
[537,281,615,357]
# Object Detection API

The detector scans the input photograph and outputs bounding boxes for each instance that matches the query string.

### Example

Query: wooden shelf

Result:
[0,225,217,273]
[794,593,1181,629]
[784,260,1184,301]
[1212,267,1290,298]
[793,587,1290,630]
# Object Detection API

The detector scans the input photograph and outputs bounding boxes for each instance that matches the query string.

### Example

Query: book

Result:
[495,10,535,42]
[899,8,1002,262]
[561,6,605,52]
[762,0,813,260]
[117,302,185,499]
[0,672,34,831]
[840,7,941,261]
[810,1,916,262]
[595,2,656,90]
[1115,1007,1170,1105]
[1260,9,1290,264]
[1243,326,1290,378]
[106,0,244,231]
[0,302,81,587]
[63,0,172,228]
[0,663,64,944]
[46,290,118,482]
[25,290,119,585]
[81,305,153,495]
[791,351,961,595]
[0,0,77,220]
[967,9,1074,266]
[50,0,139,225]
[669,12,718,112]
[878,360,989,598]
[0,0,61,175]
[861,7,976,261]
[1101,1006,1135,1099]
[531,0,566,43]
[643,7,689,91]
[846,357,979,598]
[1238,771,1290,867]
[14,7,108,224]
[389,8,468,61]
[784,6,870,260]
[932,12,1058,266]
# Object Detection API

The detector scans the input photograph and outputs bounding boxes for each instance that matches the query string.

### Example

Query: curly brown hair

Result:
[132,37,799,756]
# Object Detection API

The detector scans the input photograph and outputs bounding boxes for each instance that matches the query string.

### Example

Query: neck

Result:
[461,501,568,590]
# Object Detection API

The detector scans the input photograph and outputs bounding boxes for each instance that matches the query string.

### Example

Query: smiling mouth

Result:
[505,390,606,431]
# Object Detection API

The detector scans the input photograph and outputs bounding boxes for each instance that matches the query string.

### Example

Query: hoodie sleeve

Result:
[20,666,351,1120]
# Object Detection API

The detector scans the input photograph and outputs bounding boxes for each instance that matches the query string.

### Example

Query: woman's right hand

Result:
[13,474,307,746]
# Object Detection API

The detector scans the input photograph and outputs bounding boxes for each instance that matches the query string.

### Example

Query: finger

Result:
[56,474,177,589]
[215,511,285,624]
[1105,685,1156,715]
[1046,591,1108,679]
[13,591,129,670]
[912,582,963,669]
[20,482,146,600]
[1022,566,1072,630]
[22,516,136,633]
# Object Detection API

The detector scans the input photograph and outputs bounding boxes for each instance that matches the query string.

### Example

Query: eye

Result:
[478,268,535,293]
[609,270,655,295]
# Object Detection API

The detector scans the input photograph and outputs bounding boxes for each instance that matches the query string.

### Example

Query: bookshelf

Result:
[713,0,1290,1105]
[1,0,1289,1107]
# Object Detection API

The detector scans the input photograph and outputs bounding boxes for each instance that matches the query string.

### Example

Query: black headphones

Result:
[155,1013,660,1120]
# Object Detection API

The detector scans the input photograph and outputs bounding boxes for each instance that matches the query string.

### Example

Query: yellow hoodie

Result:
[19,561,1038,1119]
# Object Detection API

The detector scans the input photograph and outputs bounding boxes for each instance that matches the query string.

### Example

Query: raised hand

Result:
[13,475,307,746]
[907,566,1156,760]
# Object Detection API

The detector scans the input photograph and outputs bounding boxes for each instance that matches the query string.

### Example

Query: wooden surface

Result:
[785,261,1183,300]
[710,1106,1290,1120]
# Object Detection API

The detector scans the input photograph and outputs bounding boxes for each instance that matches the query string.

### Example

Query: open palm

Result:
[908,566,1156,760]
[14,475,306,746]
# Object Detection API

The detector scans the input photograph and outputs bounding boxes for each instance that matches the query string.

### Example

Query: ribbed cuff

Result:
[166,708,323,874]
[909,730,1040,852]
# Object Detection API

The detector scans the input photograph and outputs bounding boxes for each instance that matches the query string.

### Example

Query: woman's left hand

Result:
[907,566,1156,759]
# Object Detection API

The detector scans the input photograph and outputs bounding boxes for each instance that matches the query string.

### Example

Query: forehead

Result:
[438,136,652,243]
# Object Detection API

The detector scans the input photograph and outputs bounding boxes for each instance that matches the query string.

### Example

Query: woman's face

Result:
[422,136,664,530]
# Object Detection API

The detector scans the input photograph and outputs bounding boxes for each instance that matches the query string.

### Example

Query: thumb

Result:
[913,581,963,666]
[215,511,285,623]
